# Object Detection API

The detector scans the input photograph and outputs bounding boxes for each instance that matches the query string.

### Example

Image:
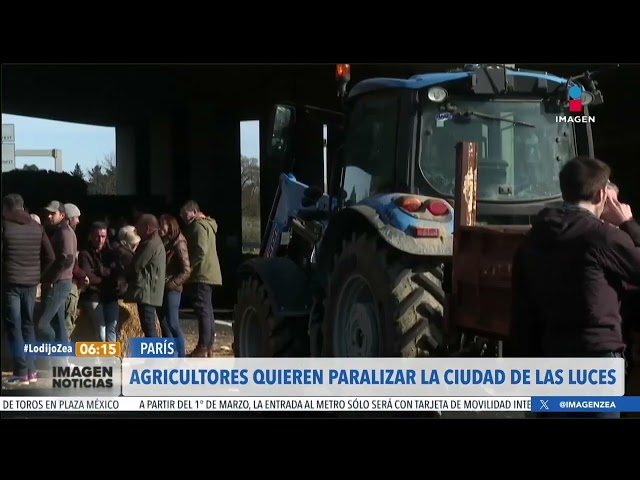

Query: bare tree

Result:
[240,155,261,250]
[241,155,260,217]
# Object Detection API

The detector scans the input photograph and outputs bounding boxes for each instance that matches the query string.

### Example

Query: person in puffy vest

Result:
[2,194,55,386]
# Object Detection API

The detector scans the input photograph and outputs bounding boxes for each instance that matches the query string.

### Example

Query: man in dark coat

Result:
[2,194,55,386]
[511,157,640,418]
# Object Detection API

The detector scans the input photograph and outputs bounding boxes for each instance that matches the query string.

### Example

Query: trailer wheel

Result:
[232,278,310,357]
[324,233,445,357]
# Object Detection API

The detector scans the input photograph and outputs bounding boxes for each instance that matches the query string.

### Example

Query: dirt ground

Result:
[182,317,234,357]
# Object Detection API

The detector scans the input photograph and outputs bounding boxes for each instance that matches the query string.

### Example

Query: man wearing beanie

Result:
[64,203,81,231]
[63,203,88,338]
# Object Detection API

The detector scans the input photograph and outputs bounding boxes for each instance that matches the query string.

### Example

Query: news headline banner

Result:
[121,358,625,397]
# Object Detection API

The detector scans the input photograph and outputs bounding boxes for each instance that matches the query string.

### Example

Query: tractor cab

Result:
[337,64,603,223]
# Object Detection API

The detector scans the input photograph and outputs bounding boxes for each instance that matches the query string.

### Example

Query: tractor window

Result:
[419,100,577,202]
[342,93,399,205]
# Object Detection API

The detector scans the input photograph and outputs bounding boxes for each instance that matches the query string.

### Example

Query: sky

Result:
[1,114,260,174]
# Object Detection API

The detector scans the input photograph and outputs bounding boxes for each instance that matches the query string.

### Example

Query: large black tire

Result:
[324,233,445,357]
[232,278,310,357]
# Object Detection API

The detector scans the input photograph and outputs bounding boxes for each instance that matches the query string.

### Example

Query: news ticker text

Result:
[3,396,640,413]
[0,396,530,412]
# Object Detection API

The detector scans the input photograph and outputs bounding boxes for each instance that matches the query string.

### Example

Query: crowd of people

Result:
[2,195,222,386]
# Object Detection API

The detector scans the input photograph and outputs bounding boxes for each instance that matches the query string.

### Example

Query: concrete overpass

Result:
[3,64,454,208]
[3,63,640,307]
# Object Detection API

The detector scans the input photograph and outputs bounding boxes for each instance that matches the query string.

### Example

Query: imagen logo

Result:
[569,85,583,113]
[556,84,595,124]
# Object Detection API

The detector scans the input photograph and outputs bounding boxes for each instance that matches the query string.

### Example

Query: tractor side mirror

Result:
[266,104,296,170]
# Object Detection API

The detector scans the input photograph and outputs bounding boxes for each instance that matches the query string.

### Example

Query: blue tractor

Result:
[232,64,605,358]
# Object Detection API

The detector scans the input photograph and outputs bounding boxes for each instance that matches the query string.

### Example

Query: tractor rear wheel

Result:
[232,278,310,357]
[323,233,445,357]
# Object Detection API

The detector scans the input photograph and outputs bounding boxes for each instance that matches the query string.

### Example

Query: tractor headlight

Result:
[427,87,448,103]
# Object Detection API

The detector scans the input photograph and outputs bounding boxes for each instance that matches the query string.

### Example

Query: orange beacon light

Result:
[336,64,351,98]
[336,64,350,79]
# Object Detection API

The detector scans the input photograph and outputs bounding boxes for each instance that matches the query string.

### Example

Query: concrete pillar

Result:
[188,103,242,308]
[170,108,190,208]
[188,104,217,214]
[149,113,173,203]
[259,105,275,239]
[135,123,151,197]
[115,126,136,195]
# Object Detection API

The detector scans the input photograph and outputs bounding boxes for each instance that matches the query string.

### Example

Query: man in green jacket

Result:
[180,200,222,357]
[128,214,166,337]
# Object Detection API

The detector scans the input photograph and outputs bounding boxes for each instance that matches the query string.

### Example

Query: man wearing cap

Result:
[37,200,78,343]
[63,203,89,338]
